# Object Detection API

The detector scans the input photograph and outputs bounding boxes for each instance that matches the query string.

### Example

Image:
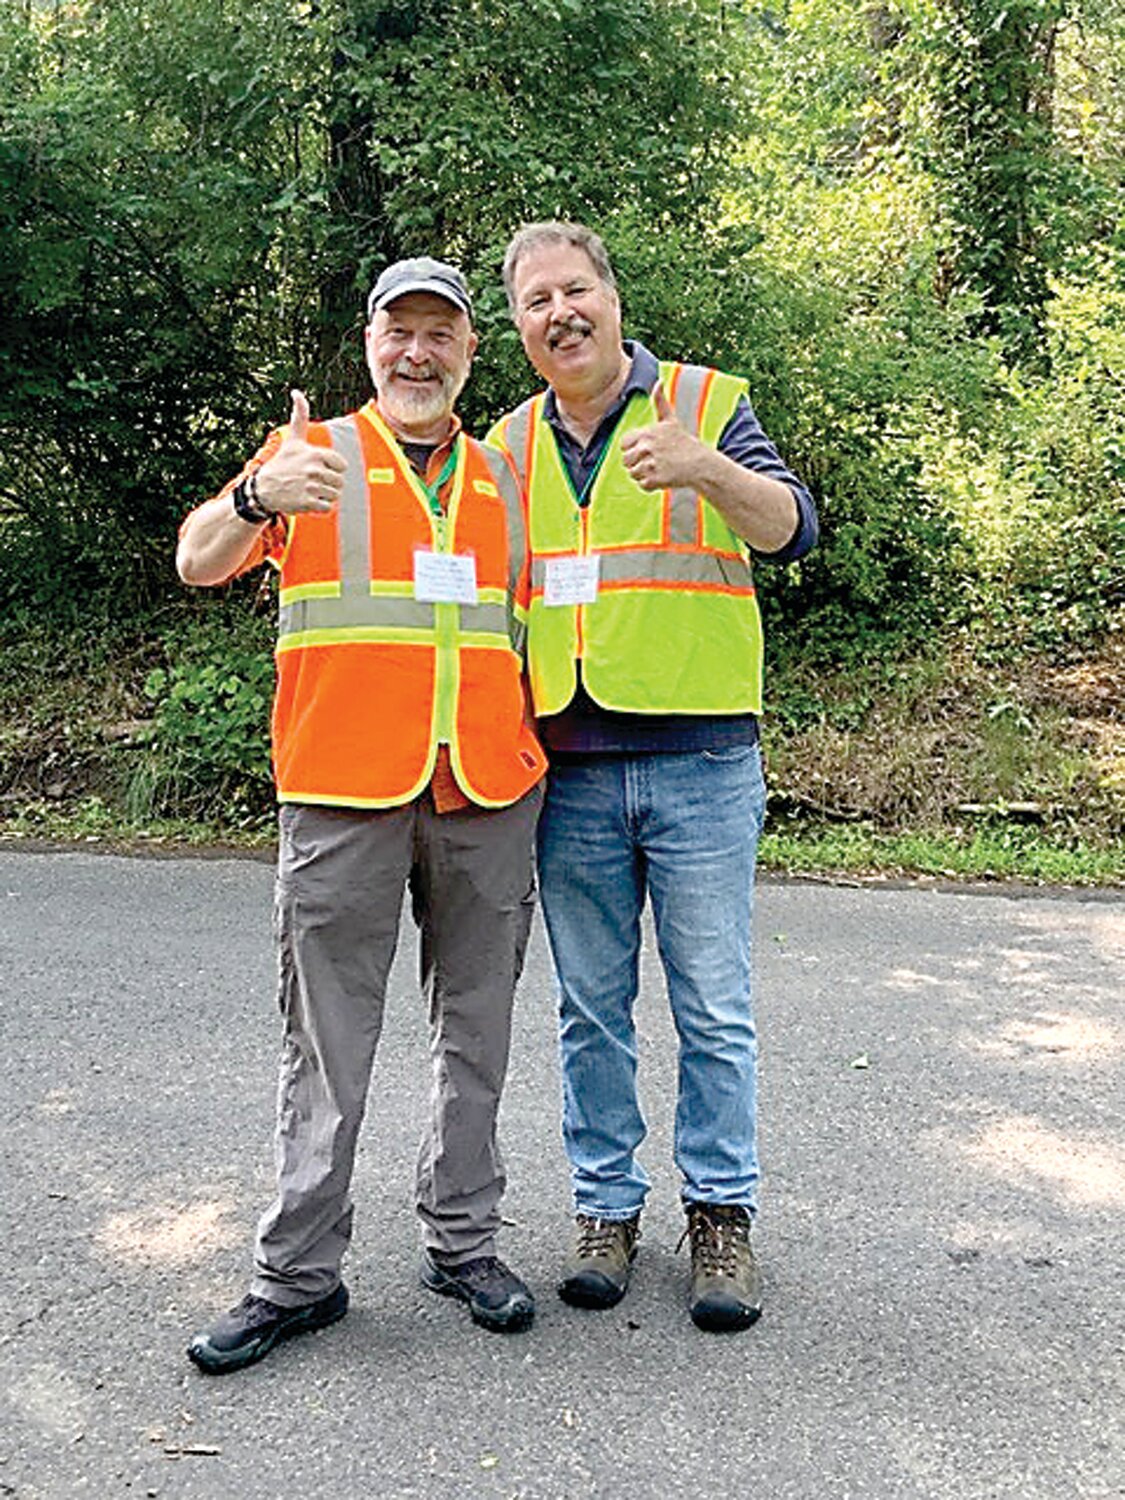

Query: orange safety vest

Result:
[271,402,545,809]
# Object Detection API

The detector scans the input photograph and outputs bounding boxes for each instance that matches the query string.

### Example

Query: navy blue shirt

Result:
[539,342,817,755]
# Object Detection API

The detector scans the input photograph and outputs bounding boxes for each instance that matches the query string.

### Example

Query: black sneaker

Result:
[558,1214,641,1309]
[186,1283,349,1374]
[682,1203,762,1332]
[420,1253,535,1333]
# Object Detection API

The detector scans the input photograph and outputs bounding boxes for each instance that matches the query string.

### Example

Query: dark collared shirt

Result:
[539,341,818,755]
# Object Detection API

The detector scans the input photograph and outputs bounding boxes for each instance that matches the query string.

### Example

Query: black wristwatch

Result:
[231,471,276,526]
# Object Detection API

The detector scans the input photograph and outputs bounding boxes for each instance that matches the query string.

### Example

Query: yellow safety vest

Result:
[487,363,763,717]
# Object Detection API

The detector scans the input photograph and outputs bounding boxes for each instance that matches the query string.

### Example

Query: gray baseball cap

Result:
[366,257,473,320]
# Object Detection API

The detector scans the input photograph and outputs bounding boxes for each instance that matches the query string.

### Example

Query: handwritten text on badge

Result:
[544,554,600,607]
[413,550,479,605]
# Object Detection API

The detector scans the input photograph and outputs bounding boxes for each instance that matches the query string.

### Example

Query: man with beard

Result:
[488,223,817,1333]
[178,258,546,1372]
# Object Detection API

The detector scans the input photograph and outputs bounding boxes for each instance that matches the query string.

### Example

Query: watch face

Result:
[232,480,265,524]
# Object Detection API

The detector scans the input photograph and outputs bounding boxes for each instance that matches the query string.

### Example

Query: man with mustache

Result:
[489,223,817,1332]
[177,258,546,1372]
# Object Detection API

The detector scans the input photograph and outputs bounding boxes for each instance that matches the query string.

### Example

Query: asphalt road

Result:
[0,848,1122,1500]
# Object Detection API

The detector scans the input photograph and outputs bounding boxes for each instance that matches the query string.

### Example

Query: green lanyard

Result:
[417,440,460,521]
[552,412,616,511]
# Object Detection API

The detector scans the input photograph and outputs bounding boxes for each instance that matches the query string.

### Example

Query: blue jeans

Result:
[536,745,766,1220]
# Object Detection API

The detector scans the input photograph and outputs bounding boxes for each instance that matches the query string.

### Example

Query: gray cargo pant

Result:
[249,784,543,1306]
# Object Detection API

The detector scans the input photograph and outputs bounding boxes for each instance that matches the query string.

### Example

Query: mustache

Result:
[390,356,446,382]
[547,315,593,349]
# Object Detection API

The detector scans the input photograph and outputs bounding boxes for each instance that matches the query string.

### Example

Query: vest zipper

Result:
[576,504,588,662]
[431,480,458,748]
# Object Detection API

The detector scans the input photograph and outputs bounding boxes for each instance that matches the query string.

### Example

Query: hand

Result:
[255,390,347,514]
[620,383,705,492]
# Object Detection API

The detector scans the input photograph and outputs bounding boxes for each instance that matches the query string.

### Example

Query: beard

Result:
[371,356,464,433]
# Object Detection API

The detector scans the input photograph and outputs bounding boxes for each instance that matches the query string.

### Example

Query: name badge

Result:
[544,554,600,607]
[413,550,478,605]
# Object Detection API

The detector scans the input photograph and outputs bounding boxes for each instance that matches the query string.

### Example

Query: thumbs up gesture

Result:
[254,389,348,514]
[651,384,676,424]
[288,387,310,442]
[620,382,702,492]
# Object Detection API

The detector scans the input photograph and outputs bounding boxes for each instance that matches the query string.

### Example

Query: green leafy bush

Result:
[915,249,1125,652]
[136,622,274,822]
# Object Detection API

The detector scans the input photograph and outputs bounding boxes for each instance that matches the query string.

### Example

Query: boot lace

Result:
[229,1294,287,1328]
[446,1255,516,1292]
[574,1216,636,1259]
[678,1205,749,1277]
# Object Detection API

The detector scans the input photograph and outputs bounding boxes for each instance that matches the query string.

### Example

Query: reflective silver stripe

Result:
[532,549,753,591]
[499,400,535,491]
[279,593,511,638]
[277,415,369,643]
[478,443,525,601]
[666,364,709,545]
[667,489,698,545]
[324,416,370,598]
[477,438,530,654]
[277,422,524,651]
[669,363,709,430]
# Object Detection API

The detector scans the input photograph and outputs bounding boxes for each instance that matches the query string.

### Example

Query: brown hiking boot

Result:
[682,1203,762,1332]
[558,1214,641,1309]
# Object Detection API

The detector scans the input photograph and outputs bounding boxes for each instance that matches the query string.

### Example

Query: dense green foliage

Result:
[1,0,1123,824]
[139,612,275,820]
[0,0,737,620]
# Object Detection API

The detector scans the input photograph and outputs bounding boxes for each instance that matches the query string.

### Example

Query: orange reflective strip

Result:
[522,396,541,495]
[692,367,717,435]
[530,579,754,601]
[576,506,588,659]
[533,541,745,561]
[578,540,742,559]
[692,369,718,547]
[667,544,744,561]
[597,579,756,596]
[661,365,683,549]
